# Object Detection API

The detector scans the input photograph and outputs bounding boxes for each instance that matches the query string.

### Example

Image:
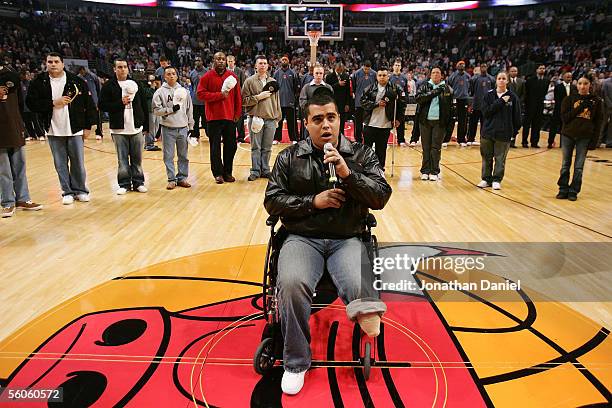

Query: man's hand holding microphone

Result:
[313,143,351,210]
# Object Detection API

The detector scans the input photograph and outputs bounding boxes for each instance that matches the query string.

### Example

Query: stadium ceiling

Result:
[81,0,572,12]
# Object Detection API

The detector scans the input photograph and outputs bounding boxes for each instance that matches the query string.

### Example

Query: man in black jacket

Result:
[360,66,406,171]
[522,64,549,148]
[548,71,577,148]
[264,92,391,395]
[99,59,150,195]
[26,52,97,205]
[325,62,351,137]
[415,67,454,180]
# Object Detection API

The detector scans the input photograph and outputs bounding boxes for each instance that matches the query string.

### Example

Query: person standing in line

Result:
[273,55,299,144]
[78,66,103,140]
[448,61,471,147]
[326,62,352,139]
[242,55,282,181]
[415,67,453,181]
[467,63,495,146]
[197,52,242,184]
[26,52,96,205]
[99,59,149,195]
[189,56,208,146]
[389,59,409,147]
[227,55,247,143]
[153,66,194,190]
[522,64,549,148]
[0,66,42,217]
[351,60,376,144]
[507,66,526,147]
[556,74,604,201]
[548,71,577,148]
[477,72,522,190]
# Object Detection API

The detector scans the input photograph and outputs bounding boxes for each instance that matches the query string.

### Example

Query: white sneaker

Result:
[460,143,467,147]
[281,370,306,395]
[116,187,128,195]
[409,142,416,147]
[472,141,480,146]
[429,174,438,181]
[136,185,148,193]
[400,142,407,147]
[442,142,448,148]
[188,137,199,147]
[75,193,90,202]
[420,173,429,180]
[62,195,74,205]
[272,140,279,145]
[95,135,102,141]
[477,180,489,188]
[466,142,472,146]
[292,141,297,145]
[38,136,46,141]
[492,182,501,190]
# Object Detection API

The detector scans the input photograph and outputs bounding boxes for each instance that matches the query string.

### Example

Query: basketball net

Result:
[307,30,322,47]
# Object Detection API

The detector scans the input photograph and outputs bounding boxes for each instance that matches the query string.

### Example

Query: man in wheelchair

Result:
[264,91,392,394]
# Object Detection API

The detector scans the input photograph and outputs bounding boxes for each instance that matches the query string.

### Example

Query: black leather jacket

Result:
[415,81,454,127]
[264,135,392,238]
[360,82,406,126]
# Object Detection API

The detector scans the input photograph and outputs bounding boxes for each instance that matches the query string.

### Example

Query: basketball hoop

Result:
[307,30,322,47]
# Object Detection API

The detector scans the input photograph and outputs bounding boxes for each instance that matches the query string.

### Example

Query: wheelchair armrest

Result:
[366,213,377,228]
[266,215,280,227]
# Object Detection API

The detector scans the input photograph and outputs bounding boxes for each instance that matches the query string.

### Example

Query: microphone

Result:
[324,142,338,185]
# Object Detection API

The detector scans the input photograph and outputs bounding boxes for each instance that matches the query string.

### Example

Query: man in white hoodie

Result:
[153,67,194,190]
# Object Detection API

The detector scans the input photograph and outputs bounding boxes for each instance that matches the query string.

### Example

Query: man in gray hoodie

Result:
[153,66,194,190]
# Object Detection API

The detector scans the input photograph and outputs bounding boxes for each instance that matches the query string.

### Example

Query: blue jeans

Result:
[111,131,145,189]
[0,147,31,207]
[47,136,89,196]
[558,135,589,195]
[277,234,386,373]
[161,126,189,182]
[146,112,159,147]
[248,116,275,177]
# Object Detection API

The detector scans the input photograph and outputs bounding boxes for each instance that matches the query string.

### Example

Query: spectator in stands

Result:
[557,73,604,201]
[273,55,299,144]
[478,71,522,190]
[155,56,170,82]
[448,60,471,147]
[153,66,194,190]
[0,65,42,217]
[522,64,549,148]
[189,56,207,146]
[197,51,242,184]
[26,52,96,205]
[242,55,281,181]
[99,59,149,195]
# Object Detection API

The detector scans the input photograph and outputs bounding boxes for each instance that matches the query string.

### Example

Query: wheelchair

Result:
[253,213,380,380]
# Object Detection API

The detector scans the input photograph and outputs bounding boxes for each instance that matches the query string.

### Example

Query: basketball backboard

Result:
[285,4,343,41]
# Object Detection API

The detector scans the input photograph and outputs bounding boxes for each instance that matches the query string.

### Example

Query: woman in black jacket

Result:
[556,73,604,201]
[478,71,522,190]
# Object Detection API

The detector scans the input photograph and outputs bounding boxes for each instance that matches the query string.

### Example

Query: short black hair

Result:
[159,55,168,62]
[255,55,267,63]
[363,60,372,67]
[114,59,128,67]
[377,66,389,72]
[304,93,338,119]
[46,52,63,62]
[393,58,402,64]
[164,66,177,74]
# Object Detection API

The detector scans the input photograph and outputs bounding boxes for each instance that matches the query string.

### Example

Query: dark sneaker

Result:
[568,193,577,201]
[260,173,271,179]
[223,175,236,183]
[16,201,43,211]
[214,176,224,184]
[556,192,568,199]
[177,180,191,188]
[166,181,177,190]
[1,206,15,218]
[248,174,258,181]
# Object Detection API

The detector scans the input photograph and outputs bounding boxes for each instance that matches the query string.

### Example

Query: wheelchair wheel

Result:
[254,337,276,375]
[362,341,372,380]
